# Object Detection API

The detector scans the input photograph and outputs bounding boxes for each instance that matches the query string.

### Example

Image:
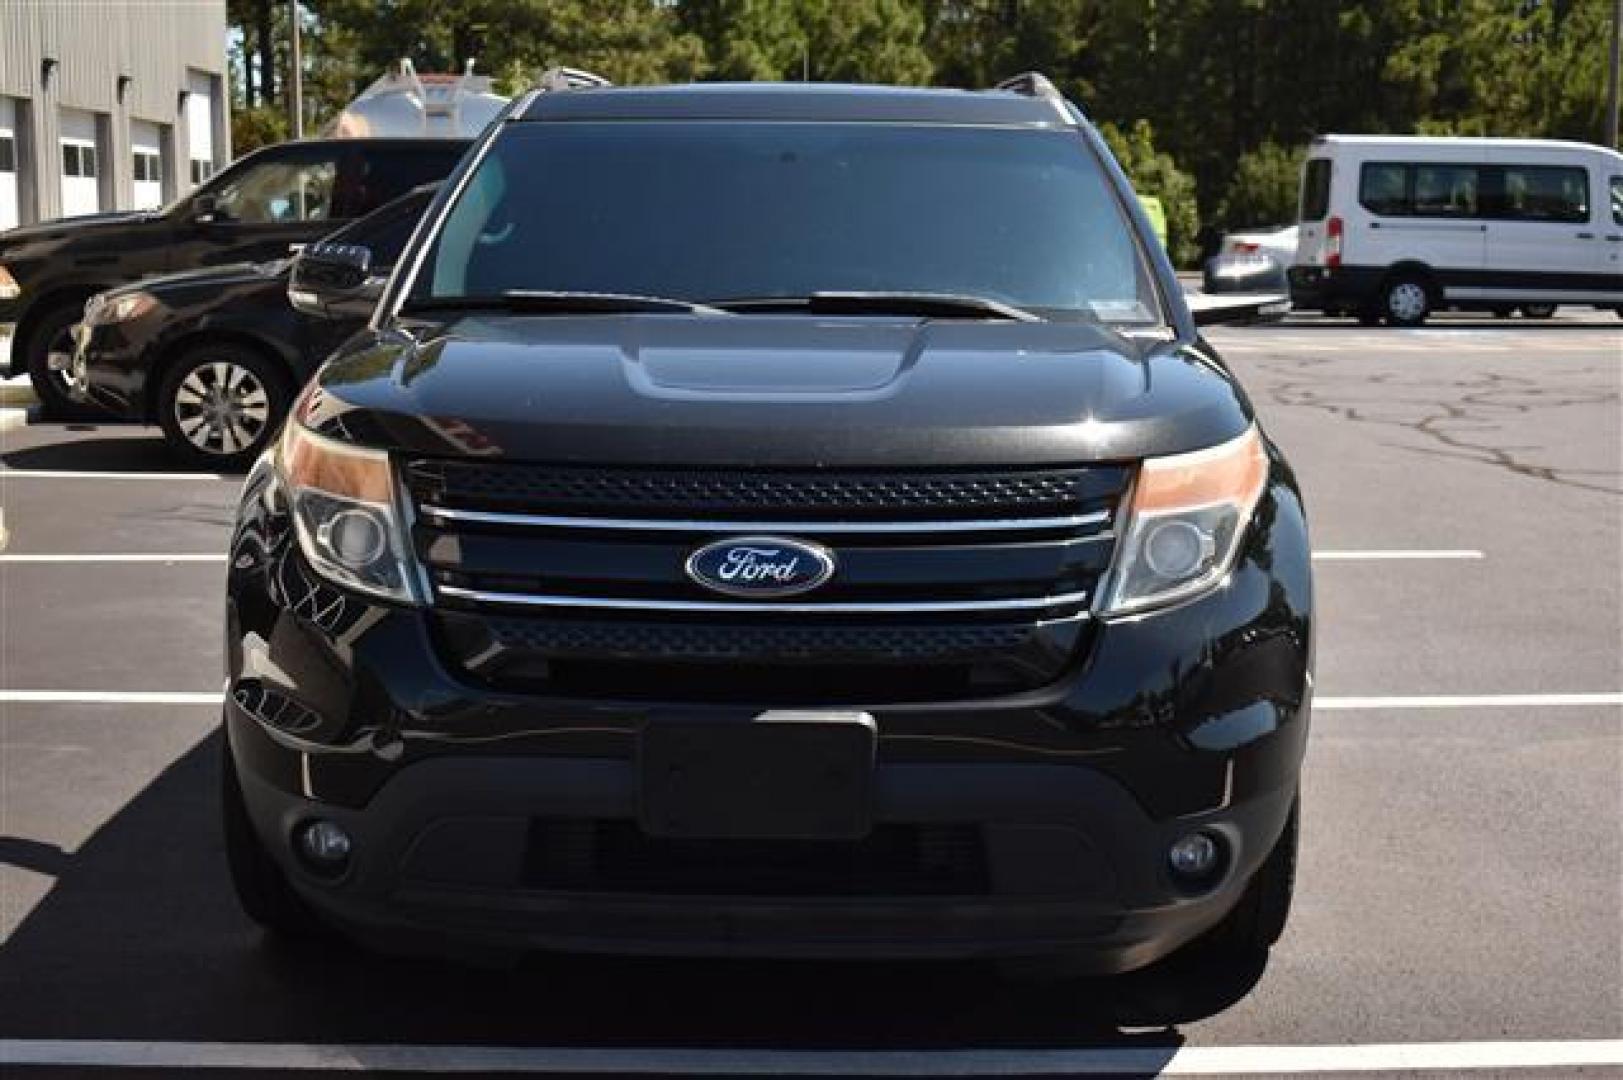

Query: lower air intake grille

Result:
[523,819,989,897]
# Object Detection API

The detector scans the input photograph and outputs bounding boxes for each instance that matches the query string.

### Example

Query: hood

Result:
[308,315,1252,468]
[108,260,289,299]
[0,209,154,246]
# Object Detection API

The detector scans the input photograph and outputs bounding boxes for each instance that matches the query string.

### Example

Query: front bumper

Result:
[224,459,1314,968]
[73,320,152,417]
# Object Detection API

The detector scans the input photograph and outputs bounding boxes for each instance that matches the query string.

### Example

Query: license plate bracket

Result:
[638,710,875,840]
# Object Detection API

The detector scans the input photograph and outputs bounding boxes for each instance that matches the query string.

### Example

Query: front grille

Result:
[407,460,1122,521]
[406,460,1127,700]
[522,819,989,897]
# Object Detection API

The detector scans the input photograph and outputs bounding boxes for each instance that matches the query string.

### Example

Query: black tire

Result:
[221,736,327,939]
[157,341,292,471]
[1377,273,1432,327]
[1519,303,1556,319]
[1196,797,1299,961]
[1491,306,1515,319]
[24,302,106,420]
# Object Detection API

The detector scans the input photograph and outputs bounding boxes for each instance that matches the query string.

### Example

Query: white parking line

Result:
[1318,692,1622,710]
[1311,550,1483,561]
[0,553,225,563]
[0,690,224,704]
[0,468,232,481]
[2,1037,1620,1074]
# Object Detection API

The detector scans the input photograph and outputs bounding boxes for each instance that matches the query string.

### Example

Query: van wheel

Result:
[24,302,106,420]
[1195,796,1299,961]
[157,342,291,471]
[1519,303,1556,319]
[221,736,327,939]
[1491,306,1514,319]
[1379,275,1431,327]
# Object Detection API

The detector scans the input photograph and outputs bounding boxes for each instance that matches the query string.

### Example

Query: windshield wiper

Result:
[711,291,1044,322]
[403,291,728,316]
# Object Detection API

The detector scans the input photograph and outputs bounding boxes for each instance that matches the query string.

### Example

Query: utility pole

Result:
[1608,0,1621,148]
[289,0,304,138]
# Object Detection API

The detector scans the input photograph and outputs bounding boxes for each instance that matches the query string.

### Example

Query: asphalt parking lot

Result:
[1,312,1620,1078]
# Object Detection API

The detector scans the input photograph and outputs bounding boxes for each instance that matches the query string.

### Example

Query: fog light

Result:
[296,819,352,874]
[1168,832,1221,880]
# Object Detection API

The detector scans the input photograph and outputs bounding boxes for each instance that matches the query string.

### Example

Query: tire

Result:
[1519,303,1556,319]
[1491,306,1515,319]
[1378,274,1432,327]
[1196,796,1299,961]
[157,341,292,471]
[24,302,106,420]
[221,736,327,939]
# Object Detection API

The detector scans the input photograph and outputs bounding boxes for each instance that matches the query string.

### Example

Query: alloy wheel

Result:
[172,360,272,457]
[1386,282,1427,323]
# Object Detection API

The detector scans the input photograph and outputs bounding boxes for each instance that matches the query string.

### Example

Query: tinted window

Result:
[1300,158,1331,221]
[1412,164,1478,217]
[333,144,466,218]
[0,136,15,173]
[1360,162,1480,218]
[211,154,337,223]
[416,123,1160,324]
[1358,163,1408,216]
[1497,165,1589,223]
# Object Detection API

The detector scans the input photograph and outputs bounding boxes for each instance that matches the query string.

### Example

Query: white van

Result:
[1290,135,1623,325]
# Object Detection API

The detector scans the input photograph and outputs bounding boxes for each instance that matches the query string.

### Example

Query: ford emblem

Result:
[685,536,837,598]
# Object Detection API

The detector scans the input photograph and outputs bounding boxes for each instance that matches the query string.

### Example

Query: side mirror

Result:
[190,193,220,224]
[288,241,381,320]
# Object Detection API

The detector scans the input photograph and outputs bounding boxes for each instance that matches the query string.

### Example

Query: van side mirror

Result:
[289,242,381,320]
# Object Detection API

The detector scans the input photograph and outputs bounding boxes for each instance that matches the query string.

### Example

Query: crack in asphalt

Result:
[1253,353,1623,497]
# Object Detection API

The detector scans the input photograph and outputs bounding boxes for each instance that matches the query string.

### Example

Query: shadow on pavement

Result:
[0,734,1267,1058]
[0,424,240,475]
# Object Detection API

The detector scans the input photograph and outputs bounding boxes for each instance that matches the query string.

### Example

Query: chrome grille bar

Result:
[438,584,1092,615]
[419,505,1110,534]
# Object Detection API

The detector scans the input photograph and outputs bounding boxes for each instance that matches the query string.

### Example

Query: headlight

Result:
[276,419,423,604]
[1096,425,1269,617]
[0,265,19,300]
[85,291,158,324]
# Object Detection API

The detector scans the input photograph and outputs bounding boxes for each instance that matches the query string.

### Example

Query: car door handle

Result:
[1576,232,1596,240]
[1606,235,1623,242]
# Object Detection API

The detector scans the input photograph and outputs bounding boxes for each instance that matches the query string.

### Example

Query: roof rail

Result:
[537,66,613,92]
[992,72,1063,101]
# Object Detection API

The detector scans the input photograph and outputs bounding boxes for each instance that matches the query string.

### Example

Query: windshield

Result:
[410,122,1162,325]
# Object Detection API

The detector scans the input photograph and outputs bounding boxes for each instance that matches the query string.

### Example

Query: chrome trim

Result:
[418,505,1110,535]
[437,584,1092,615]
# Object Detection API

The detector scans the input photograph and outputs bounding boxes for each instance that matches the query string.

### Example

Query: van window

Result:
[1300,158,1331,221]
[1412,165,1479,217]
[1611,176,1622,226]
[1496,165,1589,223]
[1359,163,1408,216]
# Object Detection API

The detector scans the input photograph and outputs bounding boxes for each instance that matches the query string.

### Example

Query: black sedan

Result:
[72,184,433,469]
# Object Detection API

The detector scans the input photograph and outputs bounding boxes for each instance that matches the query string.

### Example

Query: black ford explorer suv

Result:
[0,137,467,417]
[223,78,1313,975]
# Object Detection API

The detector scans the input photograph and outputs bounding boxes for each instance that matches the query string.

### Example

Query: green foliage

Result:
[230,106,291,155]
[1098,120,1201,267]
[1216,141,1306,233]
[230,0,1619,251]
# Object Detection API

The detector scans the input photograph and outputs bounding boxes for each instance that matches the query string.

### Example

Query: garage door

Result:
[186,72,215,185]
[131,119,163,209]
[0,97,18,231]
[59,107,100,218]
